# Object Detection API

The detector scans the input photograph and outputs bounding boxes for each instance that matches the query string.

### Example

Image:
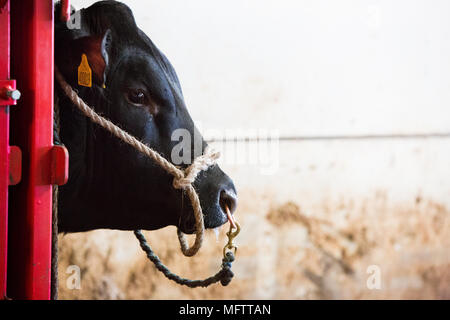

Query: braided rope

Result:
[134,230,235,287]
[54,67,220,257]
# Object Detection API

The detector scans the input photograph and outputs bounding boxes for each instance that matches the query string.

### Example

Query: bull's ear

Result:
[74,29,112,87]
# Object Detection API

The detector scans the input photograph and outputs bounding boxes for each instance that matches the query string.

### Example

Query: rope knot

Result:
[172,173,190,190]
[219,252,235,286]
[172,147,221,190]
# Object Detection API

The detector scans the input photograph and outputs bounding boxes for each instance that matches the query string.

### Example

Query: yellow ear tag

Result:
[78,54,92,87]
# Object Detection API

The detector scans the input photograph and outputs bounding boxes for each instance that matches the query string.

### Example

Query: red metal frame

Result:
[7,0,54,300]
[0,0,11,300]
[5,0,68,300]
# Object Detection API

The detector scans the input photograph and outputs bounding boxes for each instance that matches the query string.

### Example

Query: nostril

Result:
[219,188,237,215]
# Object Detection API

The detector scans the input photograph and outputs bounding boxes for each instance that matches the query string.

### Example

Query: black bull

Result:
[54,1,237,234]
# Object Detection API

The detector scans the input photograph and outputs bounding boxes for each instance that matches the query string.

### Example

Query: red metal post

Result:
[0,0,11,300]
[8,0,56,300]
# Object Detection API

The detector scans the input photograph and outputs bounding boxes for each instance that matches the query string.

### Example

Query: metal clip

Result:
[223,220,241,258]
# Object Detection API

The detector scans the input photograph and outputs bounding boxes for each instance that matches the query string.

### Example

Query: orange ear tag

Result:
[78,54,92,87]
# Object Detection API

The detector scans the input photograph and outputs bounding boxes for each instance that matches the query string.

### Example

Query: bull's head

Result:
[55,1,237,234]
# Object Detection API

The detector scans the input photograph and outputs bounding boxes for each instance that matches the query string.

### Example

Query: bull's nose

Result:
[219,188,237,216]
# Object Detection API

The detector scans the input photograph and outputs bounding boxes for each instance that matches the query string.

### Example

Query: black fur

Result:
[55,1,236,233]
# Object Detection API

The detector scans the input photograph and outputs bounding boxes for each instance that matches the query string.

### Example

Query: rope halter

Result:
[54,66,220,257]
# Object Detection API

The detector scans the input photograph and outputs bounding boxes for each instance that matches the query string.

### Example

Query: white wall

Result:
[70,0,450,206]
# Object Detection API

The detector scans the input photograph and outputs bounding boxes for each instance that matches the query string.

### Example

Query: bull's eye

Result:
[124,88,159,115]
[126,89,148,106]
